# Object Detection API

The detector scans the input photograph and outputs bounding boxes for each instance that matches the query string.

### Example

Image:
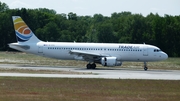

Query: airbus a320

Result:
[9,16,168,71]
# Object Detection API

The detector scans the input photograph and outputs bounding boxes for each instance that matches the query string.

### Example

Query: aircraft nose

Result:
[162,52,168,60]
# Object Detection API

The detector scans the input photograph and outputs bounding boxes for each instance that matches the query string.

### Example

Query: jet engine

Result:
[101,57,122,66]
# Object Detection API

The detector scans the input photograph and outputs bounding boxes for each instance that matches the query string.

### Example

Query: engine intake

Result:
[101,57,122,66]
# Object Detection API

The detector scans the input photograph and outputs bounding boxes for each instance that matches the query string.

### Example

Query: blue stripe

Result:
[15,31,32,41]
[16,36,27,42]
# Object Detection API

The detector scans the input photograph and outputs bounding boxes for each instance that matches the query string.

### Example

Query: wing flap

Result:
[70,50,100,56]
[69,50,110,61]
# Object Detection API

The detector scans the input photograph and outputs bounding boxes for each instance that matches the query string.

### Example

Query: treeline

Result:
[0,2,180,57]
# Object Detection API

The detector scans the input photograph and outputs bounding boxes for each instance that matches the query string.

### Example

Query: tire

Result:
[91,64,96,69]
[86,64,91,69]
[144,67,148,71]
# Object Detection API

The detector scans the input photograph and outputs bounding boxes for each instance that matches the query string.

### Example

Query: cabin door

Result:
[143,46,148,56]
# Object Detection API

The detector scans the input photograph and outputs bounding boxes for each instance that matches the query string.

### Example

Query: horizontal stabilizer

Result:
[8,43,30,50]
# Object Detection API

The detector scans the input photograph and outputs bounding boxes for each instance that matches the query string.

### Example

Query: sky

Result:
[1,0,180,17]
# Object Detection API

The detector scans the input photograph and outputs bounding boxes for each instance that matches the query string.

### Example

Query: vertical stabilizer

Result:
[12,16,41,43]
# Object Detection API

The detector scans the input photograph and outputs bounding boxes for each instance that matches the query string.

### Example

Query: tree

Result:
[97,23,116,43]
[0,2,180,56]
[36,22,60,41]
[68,12,77,20]
[0,2,9,12]
[37,8,56,14]
[130,14,145,43]
[93,14,104,23]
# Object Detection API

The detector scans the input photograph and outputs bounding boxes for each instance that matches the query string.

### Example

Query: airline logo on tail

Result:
[13,16,33,42]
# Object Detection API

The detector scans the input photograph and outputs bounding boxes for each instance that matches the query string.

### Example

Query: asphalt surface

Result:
[0,64,180,80]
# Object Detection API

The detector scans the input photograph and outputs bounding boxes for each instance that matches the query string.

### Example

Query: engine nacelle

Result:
[101,57,122,67]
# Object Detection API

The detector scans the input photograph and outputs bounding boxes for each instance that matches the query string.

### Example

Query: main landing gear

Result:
[144,62,148,71]
[86,63,96,69]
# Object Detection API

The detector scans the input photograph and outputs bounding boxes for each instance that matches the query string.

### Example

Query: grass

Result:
[0,52,87,66]
[0,77,180,101]
[0,68,89,74]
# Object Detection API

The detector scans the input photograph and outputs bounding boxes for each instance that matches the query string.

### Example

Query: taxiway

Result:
[0,64,180,80]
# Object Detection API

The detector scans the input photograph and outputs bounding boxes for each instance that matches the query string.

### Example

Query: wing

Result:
[69,50,110,61]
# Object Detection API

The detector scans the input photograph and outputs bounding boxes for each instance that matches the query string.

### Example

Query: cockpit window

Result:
[154,49,161,52]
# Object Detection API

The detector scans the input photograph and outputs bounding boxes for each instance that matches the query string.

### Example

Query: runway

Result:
[0,64,180,80]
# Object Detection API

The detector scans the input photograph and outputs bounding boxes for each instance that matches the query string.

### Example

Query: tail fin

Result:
[12,16,41,43]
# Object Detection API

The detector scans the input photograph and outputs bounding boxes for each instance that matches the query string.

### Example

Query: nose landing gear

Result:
[144,62,148,71]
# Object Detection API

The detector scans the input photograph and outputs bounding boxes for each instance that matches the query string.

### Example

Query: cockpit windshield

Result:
[154,49,161,52]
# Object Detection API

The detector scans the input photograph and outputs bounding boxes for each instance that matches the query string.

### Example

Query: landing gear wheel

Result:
[91,63,96,69]
[144,67,148,71]
[86,63,96,69]
[144,62,148,71]
[86,64,91,69]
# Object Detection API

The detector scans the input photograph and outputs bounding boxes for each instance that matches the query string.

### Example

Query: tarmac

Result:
[0,64,180,80]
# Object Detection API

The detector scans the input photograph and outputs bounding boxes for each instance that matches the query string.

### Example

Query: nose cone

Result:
[162,52,168,60]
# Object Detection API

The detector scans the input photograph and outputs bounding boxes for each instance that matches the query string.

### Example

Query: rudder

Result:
[12,16,41,43]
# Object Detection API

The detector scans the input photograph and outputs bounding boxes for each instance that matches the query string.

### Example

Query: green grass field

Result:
[0,77,180,101]
[0,52,180,101]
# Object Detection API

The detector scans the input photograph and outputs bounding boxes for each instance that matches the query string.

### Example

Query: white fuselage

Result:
[9,41,168,62]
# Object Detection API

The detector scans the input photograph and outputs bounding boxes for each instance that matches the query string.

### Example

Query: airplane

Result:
[9,16,168,71]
